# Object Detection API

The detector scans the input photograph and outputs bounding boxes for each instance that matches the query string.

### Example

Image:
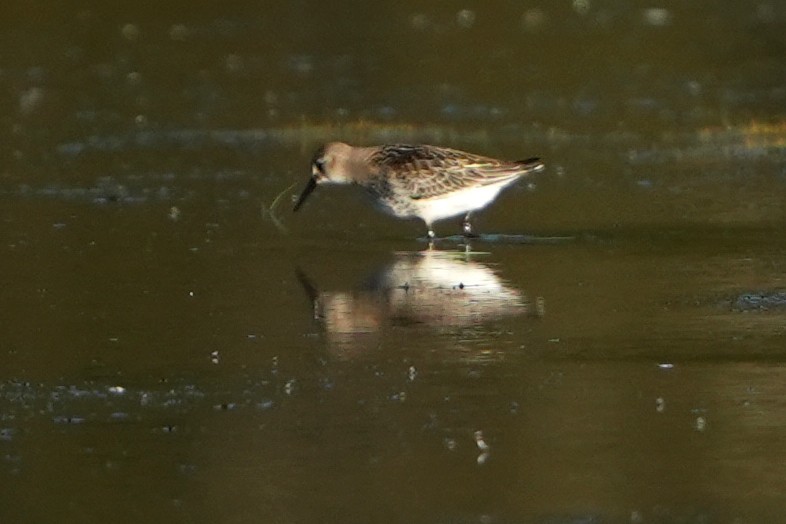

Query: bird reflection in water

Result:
[296,249,542,358]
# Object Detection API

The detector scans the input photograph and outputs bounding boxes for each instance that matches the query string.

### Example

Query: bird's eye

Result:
[314,158,326,173]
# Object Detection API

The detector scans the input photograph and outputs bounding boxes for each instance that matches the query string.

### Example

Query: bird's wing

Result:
[373,145,542,200]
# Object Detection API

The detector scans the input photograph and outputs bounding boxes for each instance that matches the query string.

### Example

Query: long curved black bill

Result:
[293,177,317,212]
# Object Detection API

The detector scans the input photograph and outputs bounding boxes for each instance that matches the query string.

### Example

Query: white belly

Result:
[414,183,510,225]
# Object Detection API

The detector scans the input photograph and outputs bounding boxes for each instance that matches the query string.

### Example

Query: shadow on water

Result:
[426,233,576,245]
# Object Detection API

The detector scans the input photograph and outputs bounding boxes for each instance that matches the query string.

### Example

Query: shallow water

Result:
[2,2,786,523]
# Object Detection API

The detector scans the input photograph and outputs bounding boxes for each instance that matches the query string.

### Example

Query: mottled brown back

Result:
[368,144,541,200]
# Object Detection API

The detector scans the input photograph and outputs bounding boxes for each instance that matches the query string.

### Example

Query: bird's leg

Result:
[426,226,436,248]
[462,213,478,238]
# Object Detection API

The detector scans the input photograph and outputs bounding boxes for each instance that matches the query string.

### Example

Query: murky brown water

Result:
[2,2,786,523]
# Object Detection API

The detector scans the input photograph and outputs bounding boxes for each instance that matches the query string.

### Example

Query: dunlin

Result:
[293,142,544,239]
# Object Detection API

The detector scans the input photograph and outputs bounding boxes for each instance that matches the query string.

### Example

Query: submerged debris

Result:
[261,181,297,234]
[732,291,786,312]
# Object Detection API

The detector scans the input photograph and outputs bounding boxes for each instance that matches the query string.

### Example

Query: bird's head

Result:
[294,142,356,211]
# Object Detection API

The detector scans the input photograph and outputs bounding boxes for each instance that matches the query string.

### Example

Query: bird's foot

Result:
[462,224,479,239]
[461,215,479,238]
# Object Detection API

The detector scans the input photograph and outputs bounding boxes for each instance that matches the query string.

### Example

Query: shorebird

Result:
[293,142,544,239]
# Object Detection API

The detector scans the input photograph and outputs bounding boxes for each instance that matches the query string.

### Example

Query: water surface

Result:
[2,1,786,523]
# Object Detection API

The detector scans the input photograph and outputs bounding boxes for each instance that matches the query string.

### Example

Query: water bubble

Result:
[263,90,278,106]
[642,8,672,26]
[456,9,476,29]
[284,379,296,395]
[686,80,702,96]
[256,399,274,410]
[225,54,244,74]
[169,24,189,41]
[287,55,314,76]
[375,106,396,119]
[756,3,776,23]
[126,71,142,86]
[475,430,490,465]
[410,13,430,31]
[392,391,406,402]
[121,23,140,42]
[521,8,547,31]
[474,430,489,451]
[140,392,152,406]
[572,0,591,16]
[18,87,46,116]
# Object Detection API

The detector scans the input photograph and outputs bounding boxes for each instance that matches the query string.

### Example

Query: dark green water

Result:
[2,2,786,523]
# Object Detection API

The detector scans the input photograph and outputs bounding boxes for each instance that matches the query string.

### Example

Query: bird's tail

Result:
[516,157,545,173]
